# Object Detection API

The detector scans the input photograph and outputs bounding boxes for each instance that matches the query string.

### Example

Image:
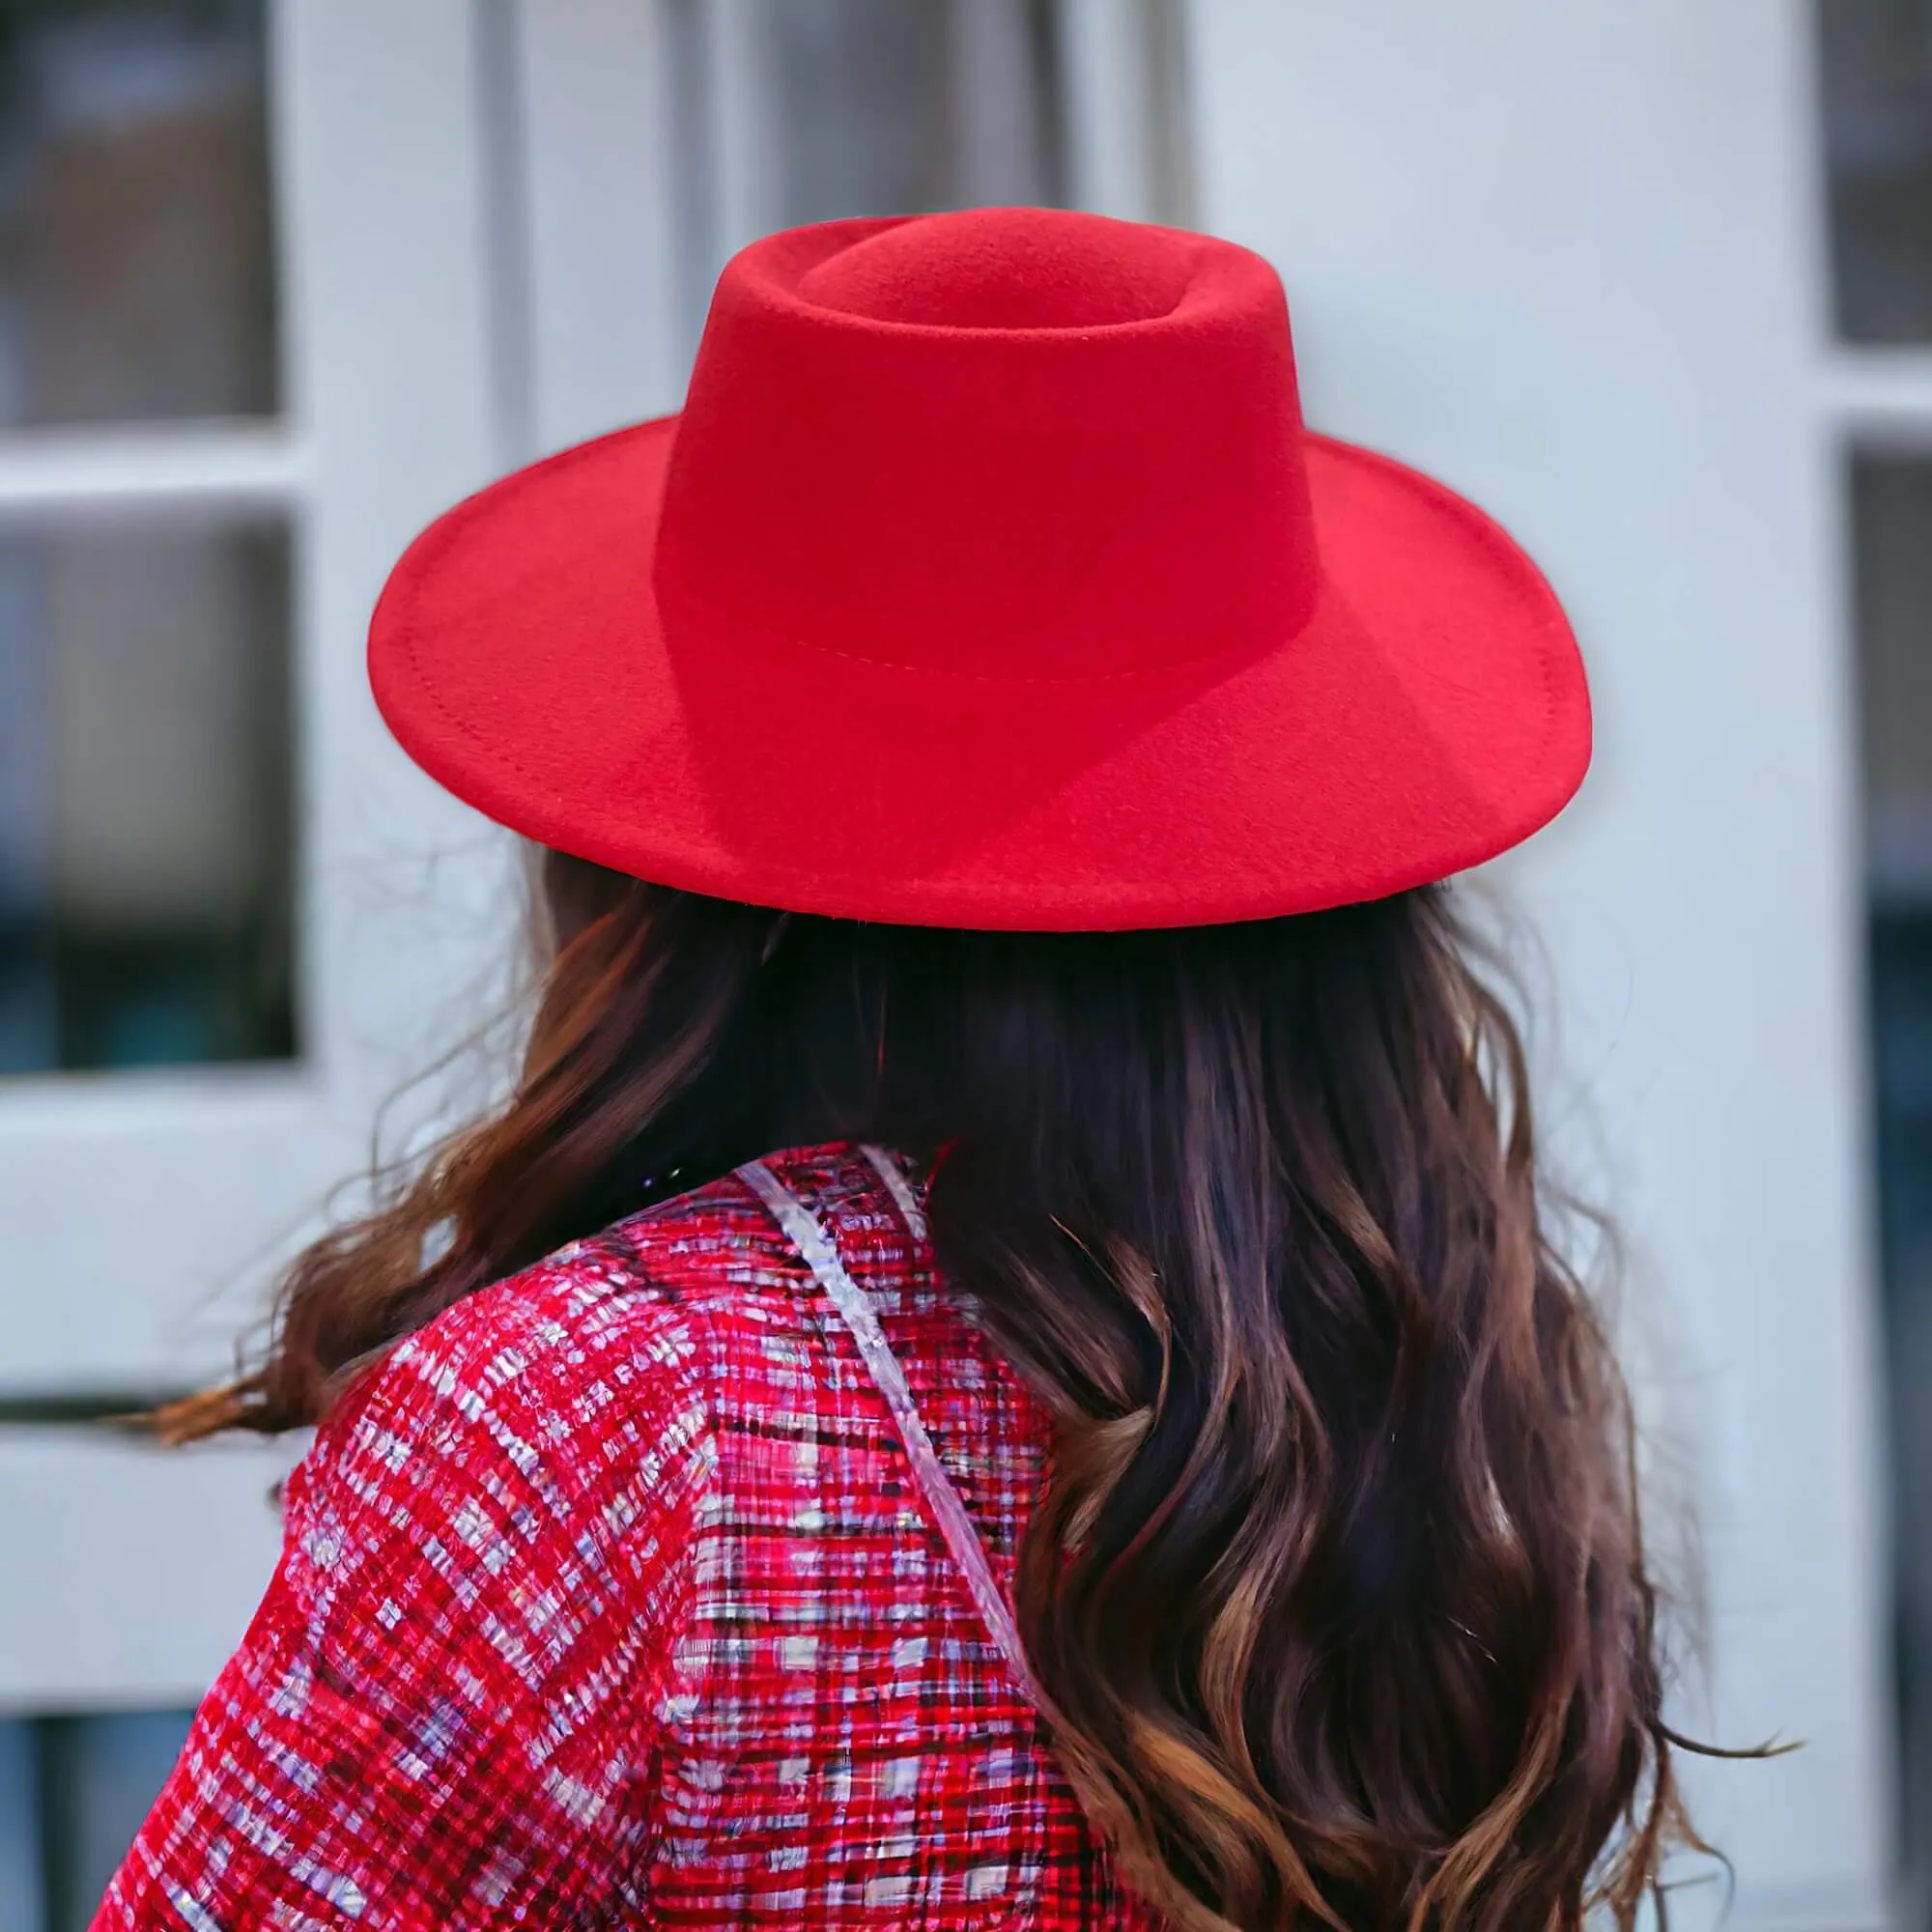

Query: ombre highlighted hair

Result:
[162,854,1725,1930]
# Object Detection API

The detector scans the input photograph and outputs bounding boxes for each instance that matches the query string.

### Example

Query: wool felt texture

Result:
[369,206,1590,930]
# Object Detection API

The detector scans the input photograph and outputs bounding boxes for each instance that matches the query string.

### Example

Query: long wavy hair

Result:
[160,849,1713,1929]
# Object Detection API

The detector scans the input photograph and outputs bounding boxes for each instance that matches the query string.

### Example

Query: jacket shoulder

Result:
[357,1164,809,1431]
[340,1144,916,1466]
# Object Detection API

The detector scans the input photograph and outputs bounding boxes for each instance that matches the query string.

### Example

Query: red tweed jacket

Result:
[94,1143,1159,1929]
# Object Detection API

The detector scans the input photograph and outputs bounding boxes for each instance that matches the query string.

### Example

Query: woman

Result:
[98,207,1698,1930]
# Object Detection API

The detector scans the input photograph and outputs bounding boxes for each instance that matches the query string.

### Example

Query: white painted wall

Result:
[1185,2,1888,1922]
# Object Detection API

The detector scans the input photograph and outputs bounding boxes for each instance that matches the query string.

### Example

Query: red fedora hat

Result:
[370,207,1588,930]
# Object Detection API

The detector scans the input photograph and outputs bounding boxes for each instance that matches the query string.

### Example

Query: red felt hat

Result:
[370,207,1589,931]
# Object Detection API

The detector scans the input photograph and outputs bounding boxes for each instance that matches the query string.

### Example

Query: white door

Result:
[0,4,517,1921]
[1186,3,1896,1925]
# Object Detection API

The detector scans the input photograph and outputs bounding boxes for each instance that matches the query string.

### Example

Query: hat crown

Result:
[798,206,1194,329]
[653,209,1321,681]
[371,211,1588,930]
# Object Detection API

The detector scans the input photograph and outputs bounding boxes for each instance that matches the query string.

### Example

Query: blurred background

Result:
[0,0,1923,1925]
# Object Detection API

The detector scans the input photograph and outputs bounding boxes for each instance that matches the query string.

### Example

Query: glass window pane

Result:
[1853,451,1932,1889]
[0,1709,195,1931]
[0,514,295,1073]
[0,0,277,427]
[1819,0,1932,344]
[0,1719,47,1932]
[1858,455,1932,895]
[765,0,1066,226]
[664,0,1068,339]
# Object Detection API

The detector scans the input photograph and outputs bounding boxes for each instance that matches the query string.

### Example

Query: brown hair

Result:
[162,851,1717,1929]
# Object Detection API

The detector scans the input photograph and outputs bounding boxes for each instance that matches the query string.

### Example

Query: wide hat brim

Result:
[370,414,1588,931]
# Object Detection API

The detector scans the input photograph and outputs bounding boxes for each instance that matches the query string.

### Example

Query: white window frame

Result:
[0,0,516,1709]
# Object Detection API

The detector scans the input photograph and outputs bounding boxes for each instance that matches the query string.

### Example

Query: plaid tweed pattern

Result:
[94,1143,1158,1928]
